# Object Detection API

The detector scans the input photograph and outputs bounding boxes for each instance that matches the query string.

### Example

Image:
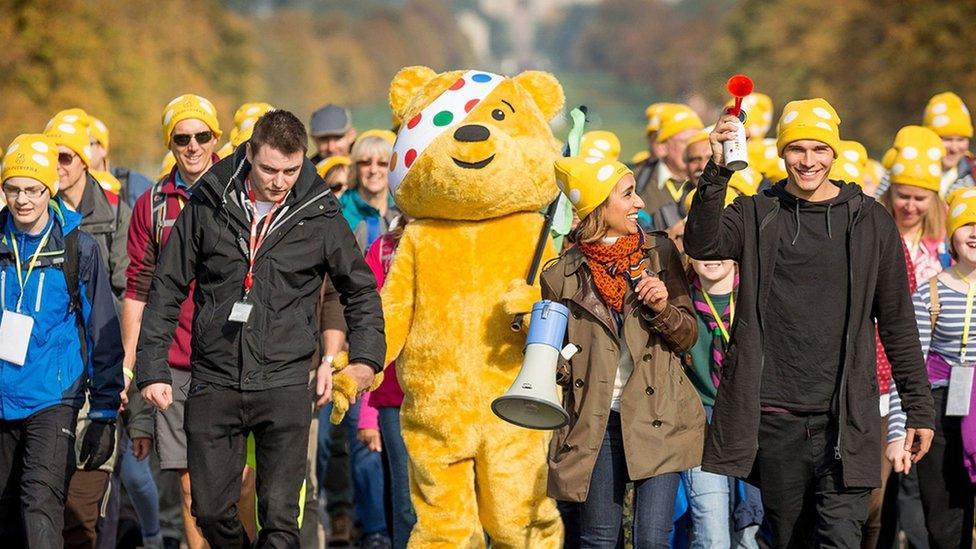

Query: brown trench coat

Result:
[540,233,705,502]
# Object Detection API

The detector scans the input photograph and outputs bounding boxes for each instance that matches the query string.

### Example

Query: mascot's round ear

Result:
[389,66,439,122]
[514,71,565,121]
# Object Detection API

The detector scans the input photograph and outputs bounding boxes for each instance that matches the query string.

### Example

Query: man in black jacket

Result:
[136,110,384,547]
[685,98,935,548]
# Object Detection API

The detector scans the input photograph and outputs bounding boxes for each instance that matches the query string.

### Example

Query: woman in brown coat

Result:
[543,156,705,547]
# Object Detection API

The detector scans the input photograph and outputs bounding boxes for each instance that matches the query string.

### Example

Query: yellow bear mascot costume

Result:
[335,66,566,547]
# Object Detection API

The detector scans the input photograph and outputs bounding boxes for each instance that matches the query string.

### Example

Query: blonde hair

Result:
[572,202,610,244]
[349,136,393,190]
[881,184,947,240]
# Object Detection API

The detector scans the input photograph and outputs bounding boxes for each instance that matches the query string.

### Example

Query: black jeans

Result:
[0,405,78,548]
[185,382,311,549]
[755,411,871,549]
[917,387,975,549]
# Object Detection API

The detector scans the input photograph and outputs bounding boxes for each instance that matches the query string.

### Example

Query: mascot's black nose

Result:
[454,124,490,143]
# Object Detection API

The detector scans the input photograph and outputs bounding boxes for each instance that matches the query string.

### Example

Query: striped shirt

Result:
[889,278,974,441]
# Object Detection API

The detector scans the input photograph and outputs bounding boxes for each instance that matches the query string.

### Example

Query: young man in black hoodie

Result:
[684,98,935,548]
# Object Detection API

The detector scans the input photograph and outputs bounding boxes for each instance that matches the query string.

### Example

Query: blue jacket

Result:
[339,190,398,250]
[0,201,123,420]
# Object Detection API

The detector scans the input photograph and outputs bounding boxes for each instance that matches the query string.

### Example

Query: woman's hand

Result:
[635,275,669,314]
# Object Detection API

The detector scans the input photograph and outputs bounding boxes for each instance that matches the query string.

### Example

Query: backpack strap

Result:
[63,231,88,364]
[150,180,168,246]
[929,275,941,331]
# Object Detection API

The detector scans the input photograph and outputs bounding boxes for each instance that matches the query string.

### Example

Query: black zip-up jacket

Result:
[136,146,385,391]
[685,161,934,488]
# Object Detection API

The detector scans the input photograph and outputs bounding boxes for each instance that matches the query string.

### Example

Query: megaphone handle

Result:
[511,313,526,332]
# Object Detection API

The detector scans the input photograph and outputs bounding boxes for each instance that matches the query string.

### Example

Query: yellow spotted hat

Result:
[580,130,621,162]
[828,140,868,186]
[2,134,60,195]
[686,129,710,148]
[231,102,276,148]
[726,92,774,139]
[644,102,677,135]
[216,141,234,159]
[316,156,352,179]
[161,94,222,147]
[776,98,841,157]
[728,166,761,196]
[90,117,110,151]
[158,151,176,181]
[882,125,945,192]
[864,158,886,188]
[90,169,121,194]
[684,186,738,213]
[924,92,973,138]
[555,156,632,220]
[233,102,274,129]
[656,104,704,144]
[947,188,976,236]
[358,129,397,145]
[44,108,93,169]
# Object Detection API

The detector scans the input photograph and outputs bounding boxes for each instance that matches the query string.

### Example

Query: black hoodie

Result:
[761,182,864,412]
[684,161,933,487]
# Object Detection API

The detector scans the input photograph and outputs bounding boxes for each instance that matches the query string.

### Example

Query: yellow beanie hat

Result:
[684,186,738,213]
[686,129,710,149]
[864,158,885,188]
[884,125,945,192]
[358,129,397,145]
[90,169,121,194]
[233,102,274,129]
[726,92,774,139]
[644,102,676,135]
[656,104,704,144]
[728,166,761,196]
[924,92,973,138]
[44,109,93,169]
[316,155,352,179]
[631,150,651,165]
[216,142,234,159]
[555,156,632,220]
[2,134,60,194]
[947,188,976,237]
[90,117,110,151]
[776,98,841,157]
[828,140,868,186]
[161,94,222,147]
[158,151,177,181]
[580,130,621,162]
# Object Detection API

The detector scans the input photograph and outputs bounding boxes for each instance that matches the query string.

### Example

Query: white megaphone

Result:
[492,300,573,430]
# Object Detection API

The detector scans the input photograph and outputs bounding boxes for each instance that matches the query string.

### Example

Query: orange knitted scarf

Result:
[578,232,647,312]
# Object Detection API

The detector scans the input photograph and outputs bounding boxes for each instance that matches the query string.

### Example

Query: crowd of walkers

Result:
[0,80,974,549]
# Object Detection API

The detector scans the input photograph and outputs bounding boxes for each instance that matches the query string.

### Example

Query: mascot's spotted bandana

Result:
[578,231,648,312]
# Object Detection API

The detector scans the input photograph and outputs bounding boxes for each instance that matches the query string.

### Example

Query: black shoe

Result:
[162,537,181,549]
[360,532,392,549]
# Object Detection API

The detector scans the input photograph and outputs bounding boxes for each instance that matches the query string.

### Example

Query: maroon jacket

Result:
[124,167,197,370]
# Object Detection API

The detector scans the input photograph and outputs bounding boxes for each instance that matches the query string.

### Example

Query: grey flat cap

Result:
[309,104,352,137]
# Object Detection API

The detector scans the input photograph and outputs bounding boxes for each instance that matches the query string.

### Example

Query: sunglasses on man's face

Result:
[58,152,77,166]
[171,131,214,147]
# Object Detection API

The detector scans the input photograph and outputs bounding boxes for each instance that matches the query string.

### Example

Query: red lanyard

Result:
[243,182,285,297]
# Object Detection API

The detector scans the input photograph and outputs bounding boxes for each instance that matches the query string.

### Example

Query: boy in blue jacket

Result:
[0,134,123,547]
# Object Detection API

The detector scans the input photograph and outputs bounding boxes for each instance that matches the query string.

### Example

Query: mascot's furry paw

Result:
[330,352,385,425]
[502,279,541,316]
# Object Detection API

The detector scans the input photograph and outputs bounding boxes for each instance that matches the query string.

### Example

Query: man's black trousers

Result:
[185,381,311,548]
[0,404,78,548]
[754,411,872,549]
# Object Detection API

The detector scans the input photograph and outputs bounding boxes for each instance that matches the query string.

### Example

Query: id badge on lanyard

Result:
[0,227,51,365]
[230,184,285,324]
[948,277,976,416]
